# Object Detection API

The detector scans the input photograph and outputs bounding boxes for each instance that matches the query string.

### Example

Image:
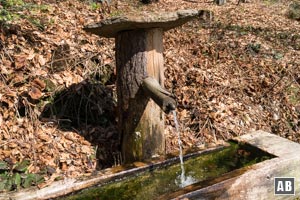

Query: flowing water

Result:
[173,110,197,188]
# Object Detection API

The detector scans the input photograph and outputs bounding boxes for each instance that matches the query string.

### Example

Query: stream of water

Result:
[172,111,185,182]
[172,111,196,188]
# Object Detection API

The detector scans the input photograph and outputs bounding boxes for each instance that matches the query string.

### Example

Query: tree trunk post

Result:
[116,28,165,163]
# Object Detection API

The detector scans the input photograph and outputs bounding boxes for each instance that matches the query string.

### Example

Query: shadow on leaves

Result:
[40,80,121,169]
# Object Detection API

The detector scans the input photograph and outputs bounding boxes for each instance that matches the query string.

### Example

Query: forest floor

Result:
[0,0,299,190]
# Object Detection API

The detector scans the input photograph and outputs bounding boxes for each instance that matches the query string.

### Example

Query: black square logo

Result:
[274,177,295,195]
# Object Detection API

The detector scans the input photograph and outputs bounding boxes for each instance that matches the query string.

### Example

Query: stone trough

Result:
[2,131,300,200]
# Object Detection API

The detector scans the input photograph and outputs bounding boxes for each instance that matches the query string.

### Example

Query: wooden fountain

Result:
[84,9,209,163]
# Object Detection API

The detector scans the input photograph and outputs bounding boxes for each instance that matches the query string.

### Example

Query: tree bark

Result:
[116,28,165,163]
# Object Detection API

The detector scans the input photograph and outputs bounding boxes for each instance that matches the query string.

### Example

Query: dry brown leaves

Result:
[163,0,300,151]
[0,0,116,185]
[0,0,299,187]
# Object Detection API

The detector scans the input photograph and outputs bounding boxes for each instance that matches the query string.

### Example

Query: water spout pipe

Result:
[142,77,177,114]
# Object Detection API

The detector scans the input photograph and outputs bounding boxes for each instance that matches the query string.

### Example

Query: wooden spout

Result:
[142,77,176,114]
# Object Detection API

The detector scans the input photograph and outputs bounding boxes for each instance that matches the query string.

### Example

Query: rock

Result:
[84,9,210,38]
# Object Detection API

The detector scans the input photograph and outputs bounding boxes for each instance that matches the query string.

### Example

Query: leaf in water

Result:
[14,160,30,172]
[0,161,8,170]
[133,162,147,167]
[224,160,236,167]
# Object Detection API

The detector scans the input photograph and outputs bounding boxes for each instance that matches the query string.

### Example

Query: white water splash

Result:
[173,111,197,188]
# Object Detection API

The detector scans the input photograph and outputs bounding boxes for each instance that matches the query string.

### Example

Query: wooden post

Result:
[116,28,165,163]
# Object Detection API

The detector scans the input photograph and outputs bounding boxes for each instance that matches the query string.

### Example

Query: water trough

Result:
[2,130,300,199]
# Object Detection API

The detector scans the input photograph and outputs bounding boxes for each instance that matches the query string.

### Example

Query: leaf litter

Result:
[0,0,299,191]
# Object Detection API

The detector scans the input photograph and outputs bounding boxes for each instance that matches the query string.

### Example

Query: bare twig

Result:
[0,139,18,147]
[195,117,209,138]
[288,71,300,88]
[259,65,298,99]
[0,40,14,62]
[259,75,286,98]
